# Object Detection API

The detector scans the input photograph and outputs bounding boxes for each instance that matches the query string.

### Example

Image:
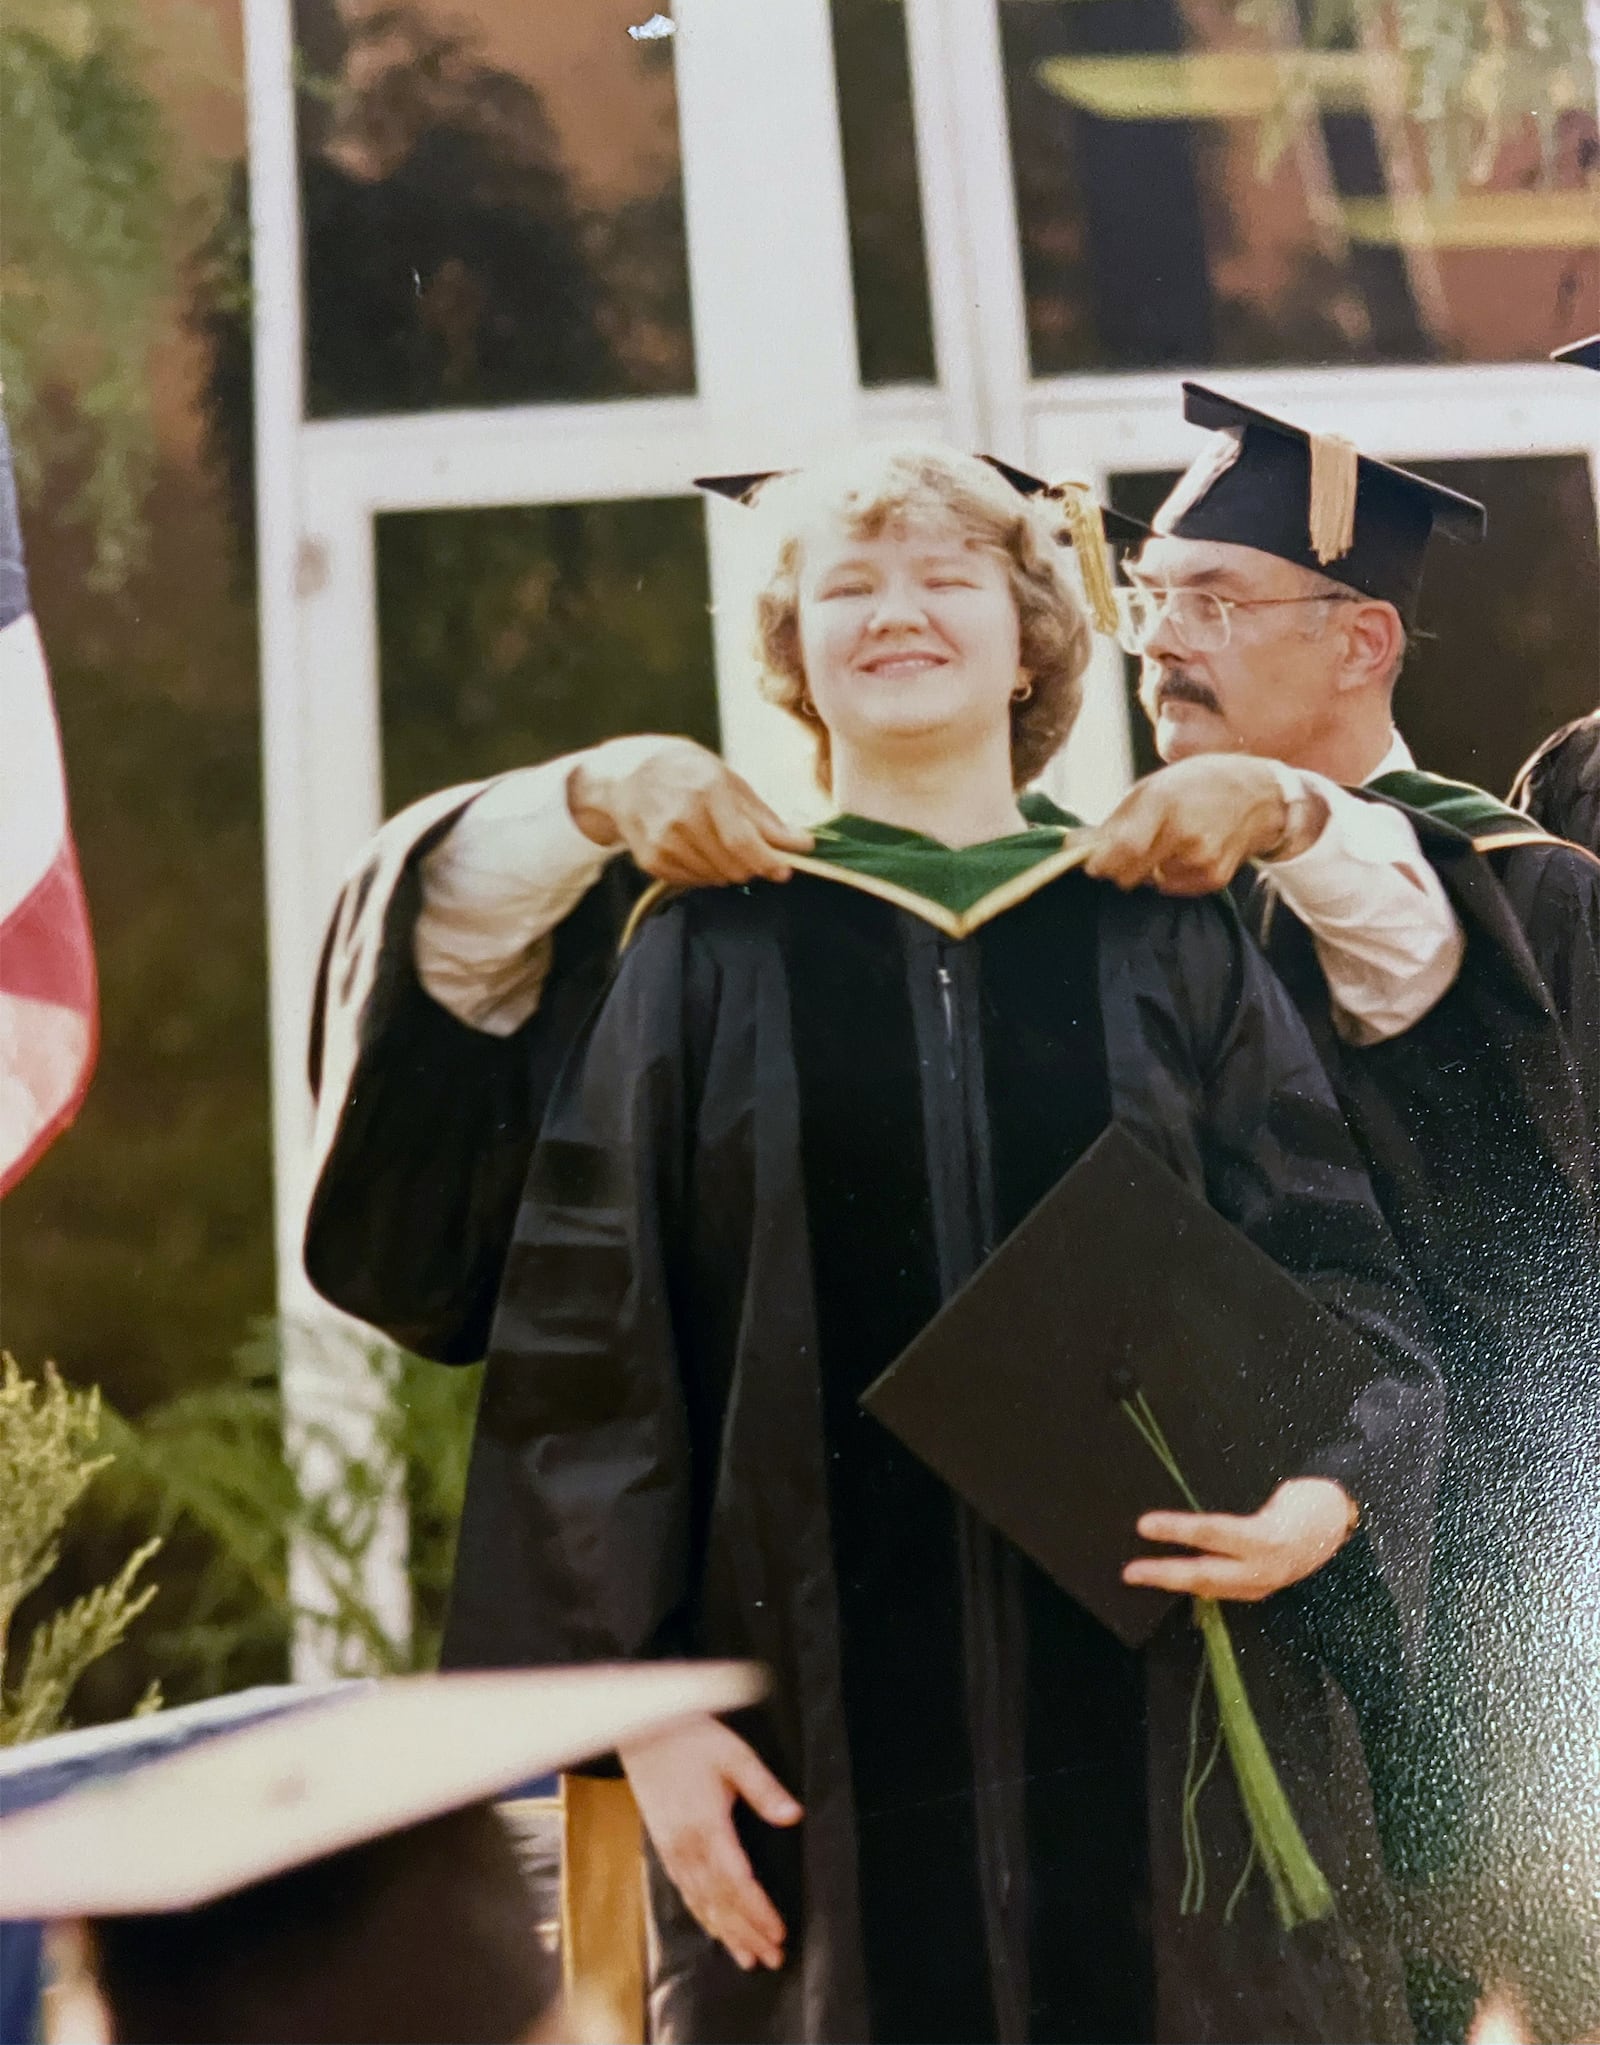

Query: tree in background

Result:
[0,0,227,590]
[3,0,276,1718]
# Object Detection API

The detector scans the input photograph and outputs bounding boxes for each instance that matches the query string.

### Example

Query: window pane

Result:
[1394,456,1599,795]
[377,498,718,814]
[295,0,694,416]
[1004,2,1600,374]
[830,0,937,386]
[1110,455,1600,796]
[1108,469,1177,783]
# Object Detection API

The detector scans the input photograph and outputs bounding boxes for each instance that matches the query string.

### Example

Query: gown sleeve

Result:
[302,784,646,1363]
[1261,771,1463,1045]
[411,760,617,1034]
[1250,798,1598,1264]
[1162,898,1444,1674]
[441,905,704,1671]
[1488,839,1600,1193]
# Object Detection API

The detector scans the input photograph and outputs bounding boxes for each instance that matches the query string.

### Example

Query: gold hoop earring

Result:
[1012,678,1034,704]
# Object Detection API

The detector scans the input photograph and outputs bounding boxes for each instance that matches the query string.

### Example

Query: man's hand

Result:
[619,1712,802,1972]
[1082,755,1327,896]
[567,736,813,886]
[1121,1477,1358,1602]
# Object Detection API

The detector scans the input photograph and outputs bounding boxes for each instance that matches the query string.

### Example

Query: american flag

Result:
[0,414,97,1193]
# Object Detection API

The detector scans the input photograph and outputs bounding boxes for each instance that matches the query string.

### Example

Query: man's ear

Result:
[1334,599,1405,695]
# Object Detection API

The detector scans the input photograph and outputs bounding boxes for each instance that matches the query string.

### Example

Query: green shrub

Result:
[0,1353,160,1744]
[98,1318,480,1689]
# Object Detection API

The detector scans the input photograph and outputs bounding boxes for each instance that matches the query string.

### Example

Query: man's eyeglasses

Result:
[1113,584,1359,656]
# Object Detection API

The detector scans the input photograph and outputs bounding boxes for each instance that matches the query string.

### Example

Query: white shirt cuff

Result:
[413,757,616,1035]
[1261,770,1465,1045]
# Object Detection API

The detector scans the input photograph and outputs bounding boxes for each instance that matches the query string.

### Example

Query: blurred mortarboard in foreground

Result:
[1150,382,1486,623]
[0,1662,762,1920]
[0,1683,339,1824]
[695,457,1146,633]
[0,1688,344,2045]
[1553,335,1600,370]
[862,1125,1377,1650]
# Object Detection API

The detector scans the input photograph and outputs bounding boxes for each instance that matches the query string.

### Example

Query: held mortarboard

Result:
[1150,382,1486,623]
[1553,335,1600,370]
[860,1124,1376,1651]
[0,1662,763,1919]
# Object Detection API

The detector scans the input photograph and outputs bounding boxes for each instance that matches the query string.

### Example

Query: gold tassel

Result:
[1053,481,1121,637]
[1307,433,1359,565]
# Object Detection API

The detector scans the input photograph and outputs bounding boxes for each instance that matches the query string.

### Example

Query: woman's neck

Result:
[830,736,1028,847]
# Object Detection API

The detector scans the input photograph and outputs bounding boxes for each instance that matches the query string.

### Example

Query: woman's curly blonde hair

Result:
[750,444,1094,794]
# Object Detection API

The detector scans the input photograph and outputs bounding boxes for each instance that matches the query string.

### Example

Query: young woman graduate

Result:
[435,446,1441,2045]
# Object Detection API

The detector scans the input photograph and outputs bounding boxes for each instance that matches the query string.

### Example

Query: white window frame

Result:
[245,0,1599,1666]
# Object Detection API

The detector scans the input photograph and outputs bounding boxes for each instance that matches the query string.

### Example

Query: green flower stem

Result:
[1194,1597,1334,1929]
[1121,1391,1335,1932]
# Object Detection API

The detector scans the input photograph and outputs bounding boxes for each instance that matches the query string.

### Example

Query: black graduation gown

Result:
[303,786,650,1364]
[437,861,1439,2045]
[1510,711,1600,858]
[1362,769,1600,1160]
[1238,781,1600,2033]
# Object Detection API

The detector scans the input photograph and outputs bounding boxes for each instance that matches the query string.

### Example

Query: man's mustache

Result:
[1145,669,1222,716]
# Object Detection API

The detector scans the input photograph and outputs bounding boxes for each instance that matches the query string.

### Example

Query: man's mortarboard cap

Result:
[861,1126,1380,1650]
[1553,334,1600,370]
[1151,382,1486,622]
[0,1662,763,1919]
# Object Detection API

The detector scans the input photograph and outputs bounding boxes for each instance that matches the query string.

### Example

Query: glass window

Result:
[376,497,718,813]
[1393,455,1600,795]
[830,0,938,386]
[1003,1,1600,374]
[294,0,694,416]
[1110,454,1600,796]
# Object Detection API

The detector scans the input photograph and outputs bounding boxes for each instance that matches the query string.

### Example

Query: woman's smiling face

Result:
[794,510,1024,768]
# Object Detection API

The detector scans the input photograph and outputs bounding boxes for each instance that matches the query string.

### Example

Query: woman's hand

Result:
[1120,1477,1358,1601]
[618,1712,802,1972]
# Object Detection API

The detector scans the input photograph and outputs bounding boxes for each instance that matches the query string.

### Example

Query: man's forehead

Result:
[1129,535,1292,589]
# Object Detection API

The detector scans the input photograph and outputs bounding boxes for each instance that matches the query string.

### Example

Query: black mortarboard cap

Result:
[695,471,783,505]
[692,460,1148,544]
[695,457,1145,635]
[1553,335,1600,371]
[975,457,1150,545]
[1151,382,1486,623]
[860,1125,1379,1649]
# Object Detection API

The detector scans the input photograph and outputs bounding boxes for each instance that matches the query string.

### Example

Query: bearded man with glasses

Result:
[1085,384,1600,2045]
